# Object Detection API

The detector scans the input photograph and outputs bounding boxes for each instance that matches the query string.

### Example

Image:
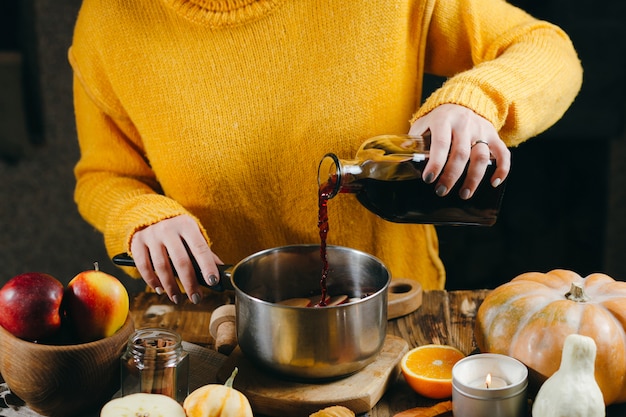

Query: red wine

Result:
[317,179,336,307]
[317,158,503,306]
[351,162,504,226]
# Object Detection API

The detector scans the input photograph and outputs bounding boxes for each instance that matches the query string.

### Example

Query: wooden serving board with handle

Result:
[216,335,409,417]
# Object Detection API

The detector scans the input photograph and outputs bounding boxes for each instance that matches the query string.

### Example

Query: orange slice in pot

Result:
[276,297,311,307]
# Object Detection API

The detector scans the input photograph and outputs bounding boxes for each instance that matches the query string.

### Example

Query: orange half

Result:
[400,344,465,399]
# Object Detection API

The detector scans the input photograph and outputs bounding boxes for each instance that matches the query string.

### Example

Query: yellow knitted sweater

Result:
[69,0,582,290]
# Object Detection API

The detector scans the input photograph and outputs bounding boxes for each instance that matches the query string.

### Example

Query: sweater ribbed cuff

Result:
[412,79,503,133]
[103,194,211,266]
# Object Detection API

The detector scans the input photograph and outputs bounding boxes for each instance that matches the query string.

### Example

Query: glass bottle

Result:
[121,328,189,403]
[318,134,505,226]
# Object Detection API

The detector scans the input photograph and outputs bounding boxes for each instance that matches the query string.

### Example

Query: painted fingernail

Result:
[424,172,435,184]
[492,178,502,187]
[191,292,202,305]
[435,184,447,197]
[460,188,471,200]
[207,274,219,286]
[155,287,164,295]
[172,294,180,305]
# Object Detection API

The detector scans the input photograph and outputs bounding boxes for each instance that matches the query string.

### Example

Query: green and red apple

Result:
[0,272,64,341]
[64,264,130,342]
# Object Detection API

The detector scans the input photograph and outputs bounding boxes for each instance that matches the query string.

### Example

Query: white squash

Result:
[100,393,186,417]
[532,334,605,417]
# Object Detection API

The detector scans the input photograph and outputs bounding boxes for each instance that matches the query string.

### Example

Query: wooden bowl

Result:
[0,316,134,417]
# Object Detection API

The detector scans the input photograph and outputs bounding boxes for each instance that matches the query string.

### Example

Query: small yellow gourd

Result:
[532,334,605,417]
[183,367,253,417]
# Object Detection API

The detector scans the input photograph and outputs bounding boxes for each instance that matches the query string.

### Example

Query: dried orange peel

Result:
[393,401,453,417]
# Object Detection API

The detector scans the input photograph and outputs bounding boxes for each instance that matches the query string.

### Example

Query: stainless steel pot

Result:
[113,244,391,380]
[229,244,389,380]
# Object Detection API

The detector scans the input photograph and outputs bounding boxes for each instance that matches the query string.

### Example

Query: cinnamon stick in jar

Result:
[121,328,189,403]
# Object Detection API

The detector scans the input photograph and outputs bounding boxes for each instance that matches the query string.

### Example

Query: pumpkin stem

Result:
[565,282,590,303]
[224,367,239,388]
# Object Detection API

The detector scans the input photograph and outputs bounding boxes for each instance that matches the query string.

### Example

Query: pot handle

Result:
[111,252,235,292]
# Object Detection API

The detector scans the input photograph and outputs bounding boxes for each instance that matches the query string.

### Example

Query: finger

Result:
[459,141,491,199]
[486,140,511,187]
[434,131,471,197]
[422,127,452,185]
[174,215,222,289]
[149,243,182,304]
[408,122,430,141]
[185,237,221,288]
[130,243,164,294]
[167,240,203,304]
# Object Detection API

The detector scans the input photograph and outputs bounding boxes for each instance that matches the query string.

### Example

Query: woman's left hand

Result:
[409,103,510,199]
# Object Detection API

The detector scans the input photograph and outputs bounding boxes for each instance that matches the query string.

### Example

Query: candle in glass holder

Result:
[452,353,528,417]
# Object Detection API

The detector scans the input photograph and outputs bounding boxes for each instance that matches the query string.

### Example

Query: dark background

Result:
[437,0,626,288]
[0,0,624,292]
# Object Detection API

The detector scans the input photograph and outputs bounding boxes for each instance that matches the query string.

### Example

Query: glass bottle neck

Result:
[318,153,363,198]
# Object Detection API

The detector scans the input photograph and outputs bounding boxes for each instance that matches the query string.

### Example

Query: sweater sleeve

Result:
[412,0,583,146]
[70,70,210,270]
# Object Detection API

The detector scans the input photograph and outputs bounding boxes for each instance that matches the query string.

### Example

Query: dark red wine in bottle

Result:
[318,134,505,226]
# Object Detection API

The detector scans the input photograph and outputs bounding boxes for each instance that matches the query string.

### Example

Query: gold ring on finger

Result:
[471,139,489,149]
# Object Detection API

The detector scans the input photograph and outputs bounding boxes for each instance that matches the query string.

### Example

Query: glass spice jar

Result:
[121,328,189,403]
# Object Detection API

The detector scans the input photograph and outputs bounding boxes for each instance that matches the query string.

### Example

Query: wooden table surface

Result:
[129,289,626,417]
[4,289,624,416]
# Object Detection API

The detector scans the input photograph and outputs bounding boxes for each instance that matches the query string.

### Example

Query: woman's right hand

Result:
[409,104,510,199]
[129,215,223,304]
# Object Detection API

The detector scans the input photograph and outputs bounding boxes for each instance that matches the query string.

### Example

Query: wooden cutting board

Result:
[216,335,409,417]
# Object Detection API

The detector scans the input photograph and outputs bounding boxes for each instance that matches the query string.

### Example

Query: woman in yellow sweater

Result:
[69,0,582,304]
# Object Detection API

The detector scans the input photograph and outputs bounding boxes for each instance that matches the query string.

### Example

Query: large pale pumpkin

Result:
[474,269,626,405]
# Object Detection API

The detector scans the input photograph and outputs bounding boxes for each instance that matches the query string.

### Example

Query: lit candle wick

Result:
[485,373,492,389]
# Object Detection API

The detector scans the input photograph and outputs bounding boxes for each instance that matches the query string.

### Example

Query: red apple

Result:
[0,272,64,341]
[64,264,130,342]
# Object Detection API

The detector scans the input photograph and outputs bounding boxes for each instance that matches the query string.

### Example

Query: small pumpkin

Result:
[100,393,186,417]
[183,367,253,417]
[532,334,604,417]
[474,269,626,405]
